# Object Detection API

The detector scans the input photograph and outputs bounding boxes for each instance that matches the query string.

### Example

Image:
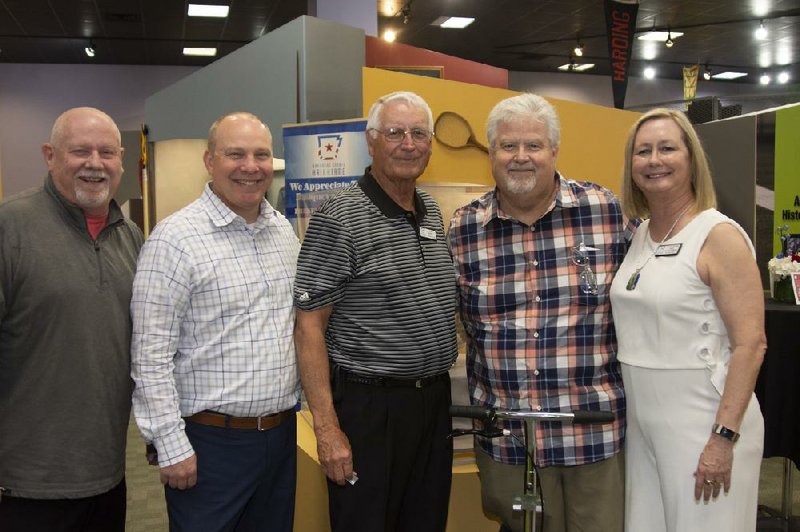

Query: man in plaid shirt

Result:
[448,94,635,532]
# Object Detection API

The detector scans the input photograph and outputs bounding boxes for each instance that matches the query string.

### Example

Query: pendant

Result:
[626,270,640,291]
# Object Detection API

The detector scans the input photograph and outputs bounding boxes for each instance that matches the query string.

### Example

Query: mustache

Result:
[507,163,535,171]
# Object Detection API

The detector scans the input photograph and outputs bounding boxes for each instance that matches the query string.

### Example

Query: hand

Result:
[160,454,198,490]
[693,435,734,502]
[315,425,354,486]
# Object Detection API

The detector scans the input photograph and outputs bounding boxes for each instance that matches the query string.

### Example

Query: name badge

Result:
[420,227,437,240]
[655,243,682,256]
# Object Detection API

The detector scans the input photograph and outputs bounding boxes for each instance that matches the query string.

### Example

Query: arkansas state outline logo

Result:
[317,134,343,161]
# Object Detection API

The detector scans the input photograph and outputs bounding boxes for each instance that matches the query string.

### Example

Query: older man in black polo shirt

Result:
[294,91,457,532]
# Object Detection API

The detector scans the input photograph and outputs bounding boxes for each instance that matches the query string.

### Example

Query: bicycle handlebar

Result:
[449,405,614,425]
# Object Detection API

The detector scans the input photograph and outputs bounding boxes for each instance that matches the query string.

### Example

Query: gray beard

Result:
[74,185,110,211]
[503,175,537,195]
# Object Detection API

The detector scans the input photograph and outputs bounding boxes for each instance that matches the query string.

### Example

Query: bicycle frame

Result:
[450,406,613,532]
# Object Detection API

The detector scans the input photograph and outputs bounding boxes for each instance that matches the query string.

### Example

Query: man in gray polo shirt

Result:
[294,91,457,532]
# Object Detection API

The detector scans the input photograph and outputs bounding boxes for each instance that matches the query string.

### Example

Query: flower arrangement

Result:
[769,225,800,302]
[768,255,800,279]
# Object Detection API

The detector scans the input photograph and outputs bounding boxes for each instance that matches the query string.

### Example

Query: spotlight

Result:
[665,32,674,48]
[760,73,771,85]
[643,66,656,79]
[703,65,712,80]
[383,29,397,42]
[778,71,790,84]
[574,43,584,57]
[85,40,96,58]
[755,20,768,40]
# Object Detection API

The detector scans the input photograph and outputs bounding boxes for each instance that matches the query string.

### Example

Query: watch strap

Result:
[712,423,740,443]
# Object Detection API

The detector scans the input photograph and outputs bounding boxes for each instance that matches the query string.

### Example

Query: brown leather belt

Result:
[186,408,295,431]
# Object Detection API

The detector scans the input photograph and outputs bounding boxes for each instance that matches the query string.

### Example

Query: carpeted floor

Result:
[124,416,800,531]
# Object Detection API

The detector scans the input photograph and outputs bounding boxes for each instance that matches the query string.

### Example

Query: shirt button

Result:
[535,405,542,411]
[533,260,539,266]
[535,295,541,302]
[533,369,540,376]
[701,322,710,333]
[700,347,710,355]
[533,331,539,338]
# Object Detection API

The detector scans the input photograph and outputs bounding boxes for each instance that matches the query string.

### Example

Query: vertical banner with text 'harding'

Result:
[604,0,639,109]
[283,119,371,238]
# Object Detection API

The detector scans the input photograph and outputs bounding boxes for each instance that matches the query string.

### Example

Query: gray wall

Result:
[144,16,364,158]
[0,64,197,198]
[696,116,758,238]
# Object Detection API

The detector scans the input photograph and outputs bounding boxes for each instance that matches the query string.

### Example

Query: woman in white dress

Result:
[609,108,765,532]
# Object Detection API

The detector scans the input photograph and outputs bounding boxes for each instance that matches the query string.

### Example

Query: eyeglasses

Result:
[572,244,599,295]
[370,127,433,144]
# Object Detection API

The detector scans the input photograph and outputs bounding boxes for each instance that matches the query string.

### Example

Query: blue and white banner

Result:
[283,119,371,233]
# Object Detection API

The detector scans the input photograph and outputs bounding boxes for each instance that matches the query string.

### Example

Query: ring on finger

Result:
[704,479,714,486]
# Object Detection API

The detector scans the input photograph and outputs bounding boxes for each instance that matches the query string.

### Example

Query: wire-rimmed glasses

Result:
[572,243,599,295]
[369,127,433,144]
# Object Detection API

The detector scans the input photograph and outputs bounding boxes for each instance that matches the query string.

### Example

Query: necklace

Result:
[625,204,692,291]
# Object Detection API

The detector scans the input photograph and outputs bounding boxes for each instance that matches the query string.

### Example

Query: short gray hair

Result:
[366,91,433,138]
[487,93,560,149]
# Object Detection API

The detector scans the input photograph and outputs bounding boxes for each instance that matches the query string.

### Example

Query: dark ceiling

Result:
[1,0,799,86]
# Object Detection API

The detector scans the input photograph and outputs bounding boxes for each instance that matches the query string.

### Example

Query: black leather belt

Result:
[341,370,448,389]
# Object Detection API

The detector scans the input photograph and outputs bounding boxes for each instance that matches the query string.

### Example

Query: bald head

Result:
[50,107,122,149]
[207,112,271,155]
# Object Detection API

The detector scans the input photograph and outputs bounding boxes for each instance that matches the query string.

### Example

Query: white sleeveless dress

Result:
[610,208,764,532]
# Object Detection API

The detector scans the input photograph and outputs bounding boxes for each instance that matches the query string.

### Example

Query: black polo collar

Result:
[357,168,427,220]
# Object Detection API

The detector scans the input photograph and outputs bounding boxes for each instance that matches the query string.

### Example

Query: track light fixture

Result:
[703,65,712,80]
[85,39,96,58]
[755,20,768,40]
[665,32,674,48]
[400,1,411,24]
[573,42,584,57]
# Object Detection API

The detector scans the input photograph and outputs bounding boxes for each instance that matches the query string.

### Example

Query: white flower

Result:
[768,256,800,279]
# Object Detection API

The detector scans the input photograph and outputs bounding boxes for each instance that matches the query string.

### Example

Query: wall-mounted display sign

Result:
[283,119,371,238]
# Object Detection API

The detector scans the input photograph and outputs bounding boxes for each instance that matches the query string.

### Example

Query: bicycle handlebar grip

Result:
[449,405,495,421]
[572,410,615,424]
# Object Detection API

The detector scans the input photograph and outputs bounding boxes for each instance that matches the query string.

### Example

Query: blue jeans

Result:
[165,417,296,532]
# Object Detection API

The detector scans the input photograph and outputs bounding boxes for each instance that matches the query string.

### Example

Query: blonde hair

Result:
[621,108,716,219]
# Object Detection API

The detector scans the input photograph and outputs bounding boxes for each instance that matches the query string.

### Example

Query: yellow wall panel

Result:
[362,67,640,194]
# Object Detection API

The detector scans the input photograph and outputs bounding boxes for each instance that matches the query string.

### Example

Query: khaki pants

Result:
[475,448,624,532]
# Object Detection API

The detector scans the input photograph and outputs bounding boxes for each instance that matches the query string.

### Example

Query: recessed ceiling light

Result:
[712,71,748,80]
[188,4,229,18]
[557,63,594,72]
[637,31,684,42]
[760,73,771,84]
[183,47,217,57]
[643,66,656,79]
[778,71,790,84]
[431,16,475,29]
[383,29,397,42]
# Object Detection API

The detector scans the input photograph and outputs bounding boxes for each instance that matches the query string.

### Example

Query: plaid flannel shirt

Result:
[448,174,635,467]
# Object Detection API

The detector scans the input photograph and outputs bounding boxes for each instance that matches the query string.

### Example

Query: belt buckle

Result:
[257,415,268,431]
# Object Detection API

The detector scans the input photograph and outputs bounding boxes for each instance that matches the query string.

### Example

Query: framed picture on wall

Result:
[377,66,444,79]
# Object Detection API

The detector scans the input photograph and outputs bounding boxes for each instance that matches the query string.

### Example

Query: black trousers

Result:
[0,478,126,532]
[328,374,453,532]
